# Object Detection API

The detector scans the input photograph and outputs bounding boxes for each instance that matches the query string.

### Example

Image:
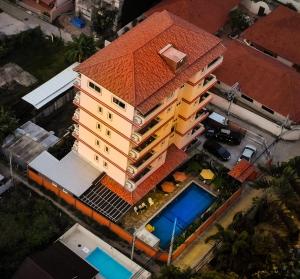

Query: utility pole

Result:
[167,218,177,266]
[130,229,136,260]
[226,82,240,118]
[9,151,14,187]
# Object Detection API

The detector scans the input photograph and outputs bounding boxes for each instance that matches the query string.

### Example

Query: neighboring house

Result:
[28,11,225,218]
[2,121,59,168]
[75,0,123,22]
[241,5,300,70]
[213,40,300,138]
[145,0,240,34]
[13,241,98,279]
[18,0,74,22]
[58,223,151,278]
[22,62,79,121]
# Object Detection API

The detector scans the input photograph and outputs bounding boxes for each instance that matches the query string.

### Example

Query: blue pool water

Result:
[150,183,215,249]
[85,247,133,279]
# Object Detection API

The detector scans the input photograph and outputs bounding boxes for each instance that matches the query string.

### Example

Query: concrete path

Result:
[0,161,160,274]
[173,186,263,270]
[0,0,72,42]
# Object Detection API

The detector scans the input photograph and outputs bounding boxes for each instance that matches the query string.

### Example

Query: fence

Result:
[28,169,242,262]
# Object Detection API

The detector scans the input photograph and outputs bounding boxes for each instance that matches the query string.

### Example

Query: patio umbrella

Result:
[161,181,176,193]
[173,171,188,182]
[200,169,215,180]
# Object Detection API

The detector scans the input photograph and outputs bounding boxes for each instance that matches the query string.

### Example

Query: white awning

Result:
[29,151,101,197]
[22,62,79,109]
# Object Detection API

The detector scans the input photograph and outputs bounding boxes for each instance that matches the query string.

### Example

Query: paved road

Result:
[0,161,161,274]
[0,0,72,41]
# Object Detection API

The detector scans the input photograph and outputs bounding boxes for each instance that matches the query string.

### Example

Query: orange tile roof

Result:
[242,6,300,65]
[101,144,188,205]
[75,10,225,115]
[214,40,300,123]
[145,0,240,34]
[228,159,257,183]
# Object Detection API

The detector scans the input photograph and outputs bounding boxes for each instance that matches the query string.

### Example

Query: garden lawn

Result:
[0,185,74,279]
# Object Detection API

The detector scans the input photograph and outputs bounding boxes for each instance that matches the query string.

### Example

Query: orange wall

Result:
[27,169,242,262]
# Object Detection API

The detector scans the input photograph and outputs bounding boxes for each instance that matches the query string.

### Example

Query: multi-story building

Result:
[72,10,225,204]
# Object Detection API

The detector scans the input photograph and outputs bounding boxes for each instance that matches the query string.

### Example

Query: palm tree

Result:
[205,224,251,274]
[66,34,96,63]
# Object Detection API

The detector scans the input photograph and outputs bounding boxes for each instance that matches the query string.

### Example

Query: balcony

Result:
[195,108,209,121]
[198,92,213,108]
[131,117,161,143]
[129,135,157,159]
[133,103,162,126]
[72,108,80,122]
[73,92,80,106]
[203,74,216,87]
[72,124,79,138]
[207,56,223,72]
[125,166,152,191]
[127,151,155,174]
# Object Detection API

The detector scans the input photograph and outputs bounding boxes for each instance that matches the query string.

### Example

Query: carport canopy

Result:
[22,62,79,110]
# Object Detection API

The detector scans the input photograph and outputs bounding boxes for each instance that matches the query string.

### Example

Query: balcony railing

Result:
[73,92,80,106]
[132,151,154,168]
[199,92,210,103]
[72,124,79,138]
[203,74,215,86]
[131,117,161,143]
[72,108,80,122]
[134,135,157,152]
[133,103,162,126]
[195,108,208,120]
[131,167,152,183]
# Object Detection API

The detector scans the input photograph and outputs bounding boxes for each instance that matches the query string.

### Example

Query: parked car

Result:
[203,140,231,161]
[206,128,242,145]
[238,145,257,162]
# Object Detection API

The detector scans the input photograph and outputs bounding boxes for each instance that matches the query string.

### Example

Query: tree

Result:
[229,9,251,32]
[0,107,18,143]
[66,34,96,63]
[92,6,118,39]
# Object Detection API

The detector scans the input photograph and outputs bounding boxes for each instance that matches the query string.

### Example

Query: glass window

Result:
[106,129,111,137]
[98,106,103,114]
[89,81,101,93]
[107,112,113,120]
[112,97,126,109]
[95,139,100,146]
[96,123,101,130]
[94,154,99,161]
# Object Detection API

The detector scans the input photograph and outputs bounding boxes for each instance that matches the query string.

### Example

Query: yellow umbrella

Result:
[173,171,188,182]
[200,169,215,180]
[161,181,176,193]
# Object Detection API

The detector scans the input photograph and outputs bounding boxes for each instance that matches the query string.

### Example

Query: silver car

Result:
[238,145,257,162]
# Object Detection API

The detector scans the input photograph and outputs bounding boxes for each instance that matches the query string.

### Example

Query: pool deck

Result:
[121,176,218,231]
[173,186,263,270]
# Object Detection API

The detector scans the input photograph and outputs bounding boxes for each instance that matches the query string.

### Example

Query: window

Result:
[177,101,181,106]
[167,106,172,113]
[106,129,111,137]
[180,84,185,89]
[96,123,101,130]
[104,146,109,153]
[88,81,101,93]
[262,105,274,114]
[103,161,108,168]
[95,139,100,146]
[112,97,126,109]
[98,106,103,114]
[107,112,113,121]
[241,94,253,103]
[94,154,99,161]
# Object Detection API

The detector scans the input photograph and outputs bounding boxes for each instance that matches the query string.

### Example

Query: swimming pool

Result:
[85,247,133,279]
[149,182,215,249]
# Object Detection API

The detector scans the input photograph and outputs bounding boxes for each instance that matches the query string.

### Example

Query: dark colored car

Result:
[203,140,231,161]
[206,128,242,145]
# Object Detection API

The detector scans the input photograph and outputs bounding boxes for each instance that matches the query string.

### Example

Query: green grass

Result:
[0,185,74,279]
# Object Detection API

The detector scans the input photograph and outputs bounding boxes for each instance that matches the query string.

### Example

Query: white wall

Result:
[241,0,271,15]
[210,93,300,141]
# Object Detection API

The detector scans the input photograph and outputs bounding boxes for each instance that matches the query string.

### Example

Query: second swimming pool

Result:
[149,182,215,249]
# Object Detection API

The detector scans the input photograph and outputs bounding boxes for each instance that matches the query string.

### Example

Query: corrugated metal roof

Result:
[22,62,79,109]
[29,151,101,197]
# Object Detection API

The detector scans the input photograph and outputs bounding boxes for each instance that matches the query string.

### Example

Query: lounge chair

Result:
[134,206,139,215]
[148,197,154,206]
